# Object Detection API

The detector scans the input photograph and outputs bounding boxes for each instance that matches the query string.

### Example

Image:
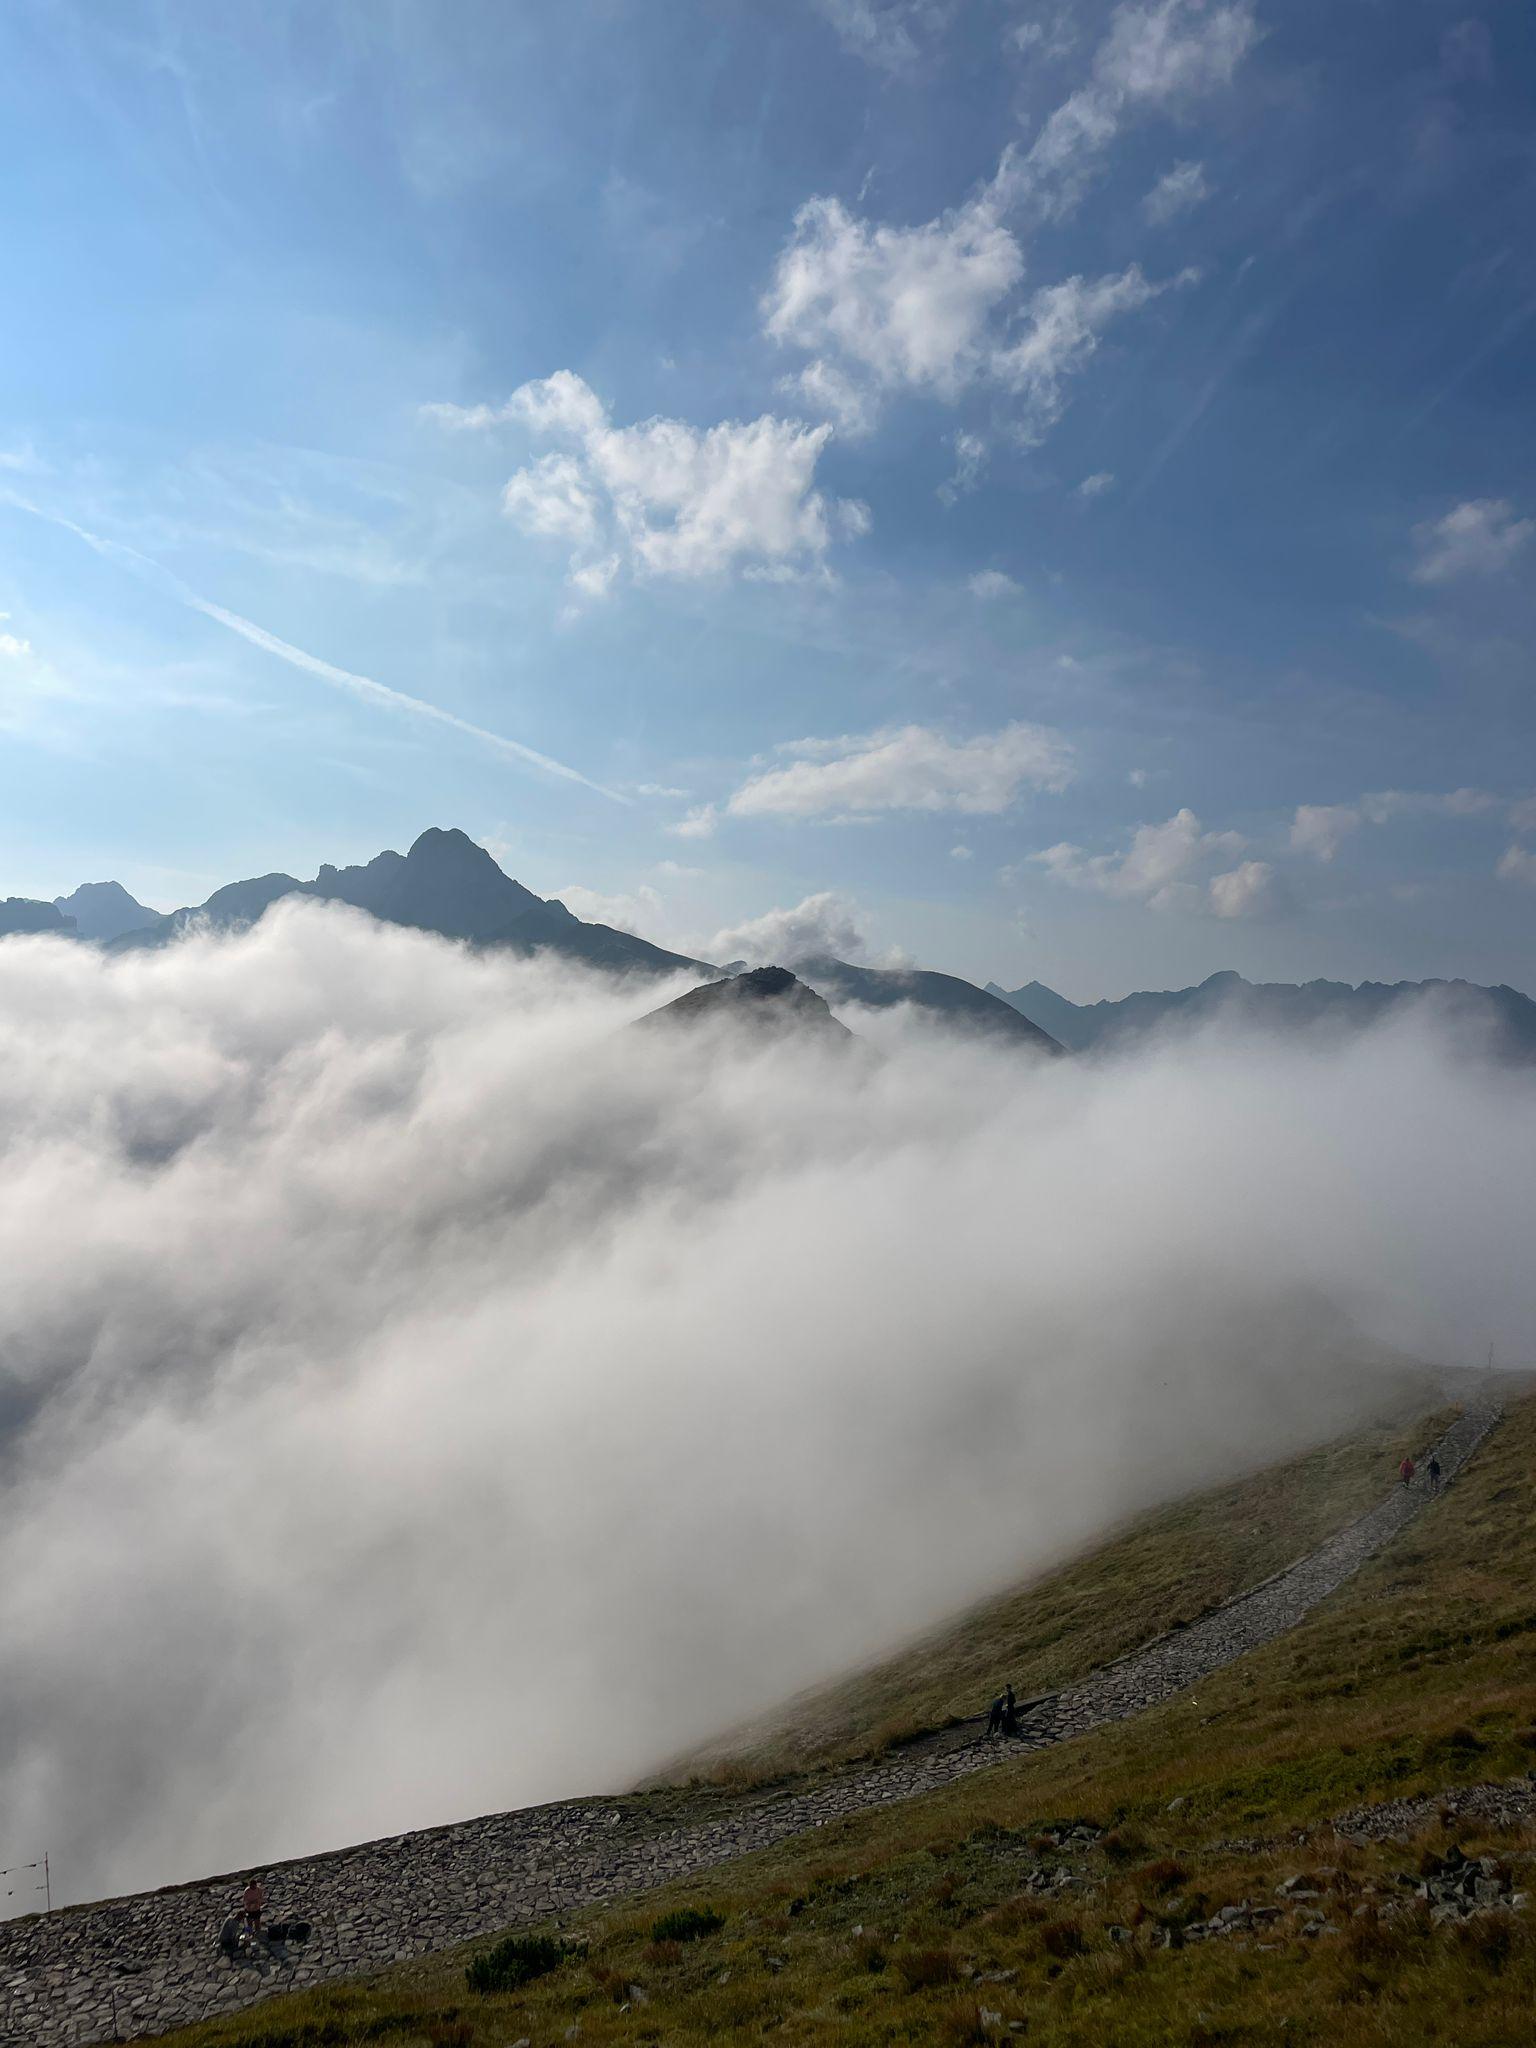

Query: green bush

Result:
[648,1906,725,1944]
[465,1932,569,1994]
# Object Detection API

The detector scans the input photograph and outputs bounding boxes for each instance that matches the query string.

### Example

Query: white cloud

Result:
[813,0,951,71]
[1290,803,1361,863]
[1495,844,1536,890]
[728,721,1073,822]
[1032,807,1244,910]
[950,843,974,860]
[553,883,663,936]
[938,430,989,505]
[968,568,1021,598]
[633,783,691,800]
[22,911,1527,1908]
[1411,499,1535,585]
[706,891,870,966]
[1292,788,1502,864]
[763,194,1025,417]
[1003,0,1257,218]
[432,370,867,593]
[666,803,719,840]
[1076,470,1117,499]
[994,265,1196,443]
[1510,796,1536,835]
[763,2,1251,439]
[1143,158,1211,222]
[1359,788,1499,824]
[0,630,33,659]
[1208,858,1277,918]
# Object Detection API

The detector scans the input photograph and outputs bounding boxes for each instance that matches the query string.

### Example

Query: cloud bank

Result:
[2,906,1533,1913]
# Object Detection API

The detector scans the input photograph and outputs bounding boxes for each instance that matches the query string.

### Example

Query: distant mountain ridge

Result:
[110,827,710,978]
[987,969,1536,1057]
[54,880,161,943]
[0,897,75,938]
[793,957,1062,1053]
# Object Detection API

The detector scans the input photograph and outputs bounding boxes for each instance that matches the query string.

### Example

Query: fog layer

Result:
[1,907,1531,1909]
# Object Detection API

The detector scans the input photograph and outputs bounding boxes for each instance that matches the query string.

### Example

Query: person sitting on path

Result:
[1399,1454,1416,1488]
[1428,1453,1442,1493]
[241,1876,266,1939]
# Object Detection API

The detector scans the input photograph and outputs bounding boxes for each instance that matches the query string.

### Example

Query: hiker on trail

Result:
[1429,1454,1442,1494]
[241,1876,266,1938]
[1001,1684,1019,1738]
[1399,1454,1416,1488]
[985,1691,1006,1738]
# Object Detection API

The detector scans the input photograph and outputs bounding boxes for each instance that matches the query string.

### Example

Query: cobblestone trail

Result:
[1,1402,1499,2047]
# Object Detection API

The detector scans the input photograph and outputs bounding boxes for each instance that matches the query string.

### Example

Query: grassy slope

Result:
[675,1401,1453,1780]
[147,1392,1536,2048]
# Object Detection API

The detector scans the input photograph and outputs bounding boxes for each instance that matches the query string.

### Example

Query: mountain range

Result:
[4,827,1533,1058]
[987,969,1536,1059]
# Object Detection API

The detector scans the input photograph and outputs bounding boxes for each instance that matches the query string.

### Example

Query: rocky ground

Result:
[0,1402,1500,2048]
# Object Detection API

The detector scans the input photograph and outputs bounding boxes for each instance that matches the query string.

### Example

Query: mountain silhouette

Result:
[636,965,855,1045]
[987,970,1536,1058]
[0,897,74,938]
[112,828,709,976]
[53,881,161,944]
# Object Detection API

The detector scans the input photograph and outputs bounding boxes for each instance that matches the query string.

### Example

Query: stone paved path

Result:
[0,1401,1499,2048]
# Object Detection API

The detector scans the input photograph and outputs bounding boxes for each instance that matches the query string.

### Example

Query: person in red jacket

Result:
[1399,1454,1416,1487]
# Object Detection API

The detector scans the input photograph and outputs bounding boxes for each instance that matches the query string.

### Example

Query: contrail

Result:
[0,489,625,802]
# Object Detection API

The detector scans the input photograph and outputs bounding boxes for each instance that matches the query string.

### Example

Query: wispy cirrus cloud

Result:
[1142,158,1211,222]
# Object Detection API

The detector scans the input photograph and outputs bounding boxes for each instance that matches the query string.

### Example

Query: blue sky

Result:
[1,0,1532,998]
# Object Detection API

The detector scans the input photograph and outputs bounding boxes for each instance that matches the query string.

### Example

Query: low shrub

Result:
[650,1905,725,1943]
[896,1946,961,1991]
[464,1932,568,1995]
[1133,1857,1189,1894]
[1041,1916,1086,1959]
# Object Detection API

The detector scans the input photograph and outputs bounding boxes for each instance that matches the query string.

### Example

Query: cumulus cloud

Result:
[1291,803,1361,864]
[666,803,719,840]
[1410,499,1534,585]
[1208,857,1278,918]
[1076,470,1117,499]
[968,568,1021,598]
[1497,844,1536,889]
[553,883,664,936]
[430,370,869,593]
[3,908,1533,1911]
[1143,158,1211,222]
[727,721,1073,822]
[1032,806,1244,910]
[764,3,1248,437]
[705,891,870,966]
[764,194,1025,419]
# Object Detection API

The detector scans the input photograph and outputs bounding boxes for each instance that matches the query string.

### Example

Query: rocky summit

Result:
[636,964,856,1045]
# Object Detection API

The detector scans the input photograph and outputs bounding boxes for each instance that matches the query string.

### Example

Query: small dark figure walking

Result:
[1428,1454,1442,1494]
[985,1692,1005,1739]
[1399,1454,1416,1488]
[1001,1683,1019,1738]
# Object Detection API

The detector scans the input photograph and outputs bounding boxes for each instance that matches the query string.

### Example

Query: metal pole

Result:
[44,1852,50,1913]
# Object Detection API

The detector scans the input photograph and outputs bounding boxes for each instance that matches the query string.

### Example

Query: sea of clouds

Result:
[2,902,1533,1910]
